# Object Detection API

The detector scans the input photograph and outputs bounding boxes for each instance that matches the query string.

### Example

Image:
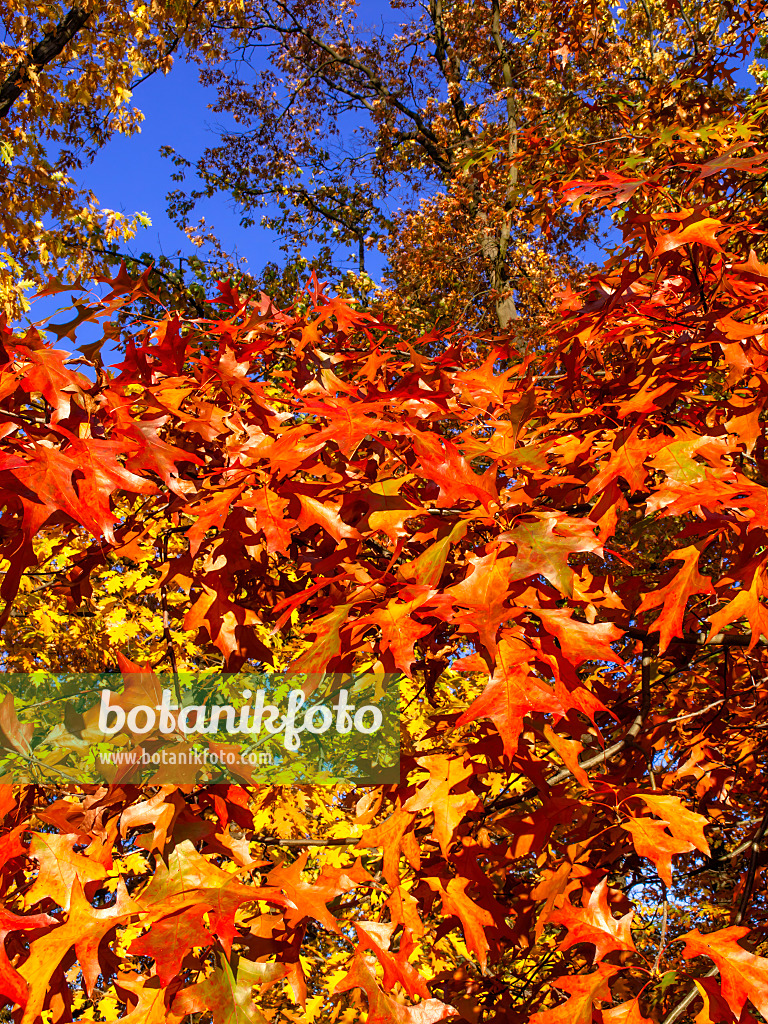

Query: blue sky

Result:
[84,58,278,276]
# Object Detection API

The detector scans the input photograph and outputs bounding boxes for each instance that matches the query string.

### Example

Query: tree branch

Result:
[253,835,364,847]
[662,809,768,1024]
[662,966,718,1024]
[428,0,471,137]
[0,5,92,119]
[129,0,207,90]
[626,626,755,648]
[485,0,519,330]
[250,6,452,174]
[487,641,654,814]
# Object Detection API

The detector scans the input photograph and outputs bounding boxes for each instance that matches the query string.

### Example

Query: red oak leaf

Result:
[403,753,480,856]
[19,877,136,1023]
[425,876,495,971]
[355,921,431,1000]
[621,817,693,886]
[130,904,214,985]
[639,794,709,856]
[602,997,652,1023]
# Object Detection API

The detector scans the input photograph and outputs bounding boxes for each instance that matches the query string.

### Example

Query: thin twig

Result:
[160,531,181,704]
[653,896,668,975]
[666,700,724,724]
[23,687,105,710]
[627,626,756,648]
[732,807,768,926]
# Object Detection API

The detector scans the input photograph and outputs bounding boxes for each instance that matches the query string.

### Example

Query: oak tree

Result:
[165,0,762,333]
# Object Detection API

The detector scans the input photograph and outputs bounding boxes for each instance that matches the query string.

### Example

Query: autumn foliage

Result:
[3,3,768,1024]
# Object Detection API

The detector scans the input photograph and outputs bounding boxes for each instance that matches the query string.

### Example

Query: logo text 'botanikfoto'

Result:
[98,687,382,751]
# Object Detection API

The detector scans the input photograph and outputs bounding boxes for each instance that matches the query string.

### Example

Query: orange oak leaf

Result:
[288,603,351,675]
[130,904,214,985]
[19,877,136,1023]
[365,588,434,675]
[355,921,431,1000]
[680,927,768,1020]
[531,861,572,940]
[112,974,173,1024]
[117,787,179,852]
[639,794,710,856]
[652,217,727,257]
[692,976,742,1024]
[10,434,156,544]
[266,850,350,933]
[621,817,693,886]
[170,953,269,1024]
[295,492,360,541]
[112,970,176,1019]
[636,545,715,652]
[403,753,480,856]
[508,513,605,597]
[24,832,108,911]
[411,432,497,511]
[456,637,565,757]
[446,550,518,655]
[183,587,262,661]
[135,839,288,951]
[334,950,455,1024]
[15,343,90,423]
[397,532,458,588]
[549,878,636,963]
[357,480,419,545]
[355,804,420,891]
[0,906,56,1005]
[301,393,391,457]
[0,694,33,756]
[602,997,652,1023]
[707,570,768,649]
[543,725,591,788]
[105,392,202,496]
[562,172,645,211]
[185,486,245,556]
[530,964,618,1024]
[726,395,762,455]
[241,485,293,554]
[584,430,671,503]
[425,876,495,971]
[536,610,623,667]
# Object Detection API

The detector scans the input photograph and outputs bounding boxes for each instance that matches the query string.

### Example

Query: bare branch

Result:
[662,966,718,1024]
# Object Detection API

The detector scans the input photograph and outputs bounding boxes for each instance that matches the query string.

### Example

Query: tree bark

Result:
[487,0,519,332]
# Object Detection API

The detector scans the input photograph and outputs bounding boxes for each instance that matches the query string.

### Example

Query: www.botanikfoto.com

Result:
[95,748,274,768]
